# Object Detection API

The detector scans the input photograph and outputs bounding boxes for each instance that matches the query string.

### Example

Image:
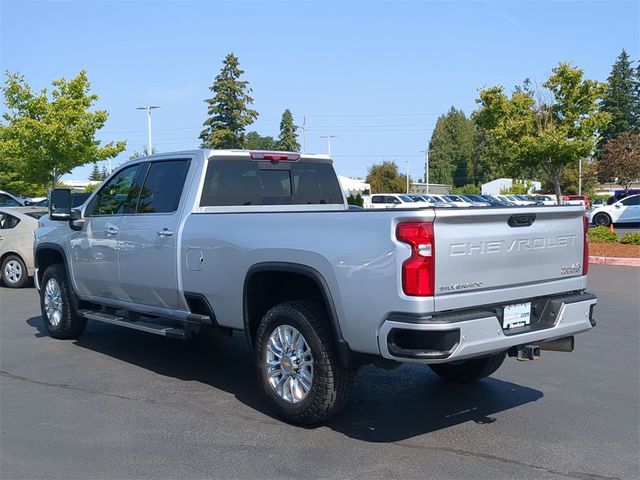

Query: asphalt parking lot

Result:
[1,265,638,480]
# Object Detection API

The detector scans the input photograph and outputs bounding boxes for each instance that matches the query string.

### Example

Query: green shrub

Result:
[620,232,640,245]
[453,184,481,194]
[588,226,619,243]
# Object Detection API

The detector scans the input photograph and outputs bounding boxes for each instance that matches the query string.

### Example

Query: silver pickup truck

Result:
[35,149,596,424]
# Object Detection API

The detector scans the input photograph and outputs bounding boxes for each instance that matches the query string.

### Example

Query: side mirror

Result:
[49,189,72,221]
[614,203,621,208]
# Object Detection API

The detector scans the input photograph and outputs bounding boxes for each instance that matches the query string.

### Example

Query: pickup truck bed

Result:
[35,149,596,424]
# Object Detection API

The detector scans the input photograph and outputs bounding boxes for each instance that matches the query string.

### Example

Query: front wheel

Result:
[40,264,87,339]
[429,352,506,384]
[255,301,355,425]
[593,213,612,227]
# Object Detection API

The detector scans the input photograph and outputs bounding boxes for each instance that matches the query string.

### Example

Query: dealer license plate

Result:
[503,302,531,330]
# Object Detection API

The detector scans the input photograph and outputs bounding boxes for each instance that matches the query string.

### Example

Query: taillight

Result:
[582,215,589,276]
[396,222,434,296]
[249,151,300,161]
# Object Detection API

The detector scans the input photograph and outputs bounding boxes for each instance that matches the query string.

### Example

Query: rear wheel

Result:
[429,352,506,384]
[1,255,28,288]
[40,264,87,339]
[255,300,355,425]
[593,213,612,227]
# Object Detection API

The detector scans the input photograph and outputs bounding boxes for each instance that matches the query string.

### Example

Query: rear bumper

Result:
[378,292,597,364]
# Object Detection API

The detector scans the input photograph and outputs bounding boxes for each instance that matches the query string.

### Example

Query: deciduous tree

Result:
[366,160,407,193]
[599,132,640,194]
[199,53,258,149]
[0,70,125,190]
[474,63,610,203]
[245,131,277,150]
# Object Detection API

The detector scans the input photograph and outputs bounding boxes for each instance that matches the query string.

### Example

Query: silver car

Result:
[0,207,47,287]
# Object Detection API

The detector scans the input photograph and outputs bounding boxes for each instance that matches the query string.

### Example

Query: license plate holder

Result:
[503,302,531,330]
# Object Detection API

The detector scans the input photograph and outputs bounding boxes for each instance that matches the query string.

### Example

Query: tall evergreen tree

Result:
[100,165,109,180]
[199,53,258,149]
[89,163,101,181]
[276,109,300,151]
[601,50,639,143]
[427,107,475,187]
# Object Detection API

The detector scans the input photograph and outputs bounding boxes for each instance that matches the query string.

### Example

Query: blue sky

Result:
[1,0,638,181]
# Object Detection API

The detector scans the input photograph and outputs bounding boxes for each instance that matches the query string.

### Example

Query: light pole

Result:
[406,160,410,194]
[136,105,161,154]
[420,149,430,194]
[578,157,583,196]
[320,135,337,157]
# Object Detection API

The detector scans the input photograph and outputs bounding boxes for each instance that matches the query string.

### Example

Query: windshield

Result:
[398,195,414,202]
[445,195,461,202]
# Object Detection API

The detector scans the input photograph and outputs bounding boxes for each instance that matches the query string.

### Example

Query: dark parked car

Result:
[25,192,91,209]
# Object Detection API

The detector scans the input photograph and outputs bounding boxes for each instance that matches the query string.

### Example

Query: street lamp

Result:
[420,149,431,194]
[136,105,161,154]
[319,135,337,157]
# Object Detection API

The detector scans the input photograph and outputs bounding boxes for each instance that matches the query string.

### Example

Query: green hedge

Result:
[588,226,619,243]
[620,232,640,245]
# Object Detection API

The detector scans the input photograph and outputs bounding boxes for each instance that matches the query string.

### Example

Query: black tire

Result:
[429,351,506,384]
[40,264,87,339]
[255,300,355,425]
[593,213,612,227]
[1,254,28,288]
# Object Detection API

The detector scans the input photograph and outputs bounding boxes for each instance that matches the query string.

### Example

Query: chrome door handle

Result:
[157,228,174,238]
[105,224,119,236]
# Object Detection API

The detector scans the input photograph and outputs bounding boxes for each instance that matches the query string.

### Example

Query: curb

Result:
[588,256,640,267]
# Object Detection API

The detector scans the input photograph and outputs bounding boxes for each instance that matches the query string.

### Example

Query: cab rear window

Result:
[200,160,343,207]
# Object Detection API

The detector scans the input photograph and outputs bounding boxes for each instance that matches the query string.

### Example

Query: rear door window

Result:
[136,160,190,214]
[0,212,20,229]
[200,160,343,206]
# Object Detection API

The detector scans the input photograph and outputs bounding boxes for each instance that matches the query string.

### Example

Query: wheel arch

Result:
[34,243,70,287]
[243,262,352,366]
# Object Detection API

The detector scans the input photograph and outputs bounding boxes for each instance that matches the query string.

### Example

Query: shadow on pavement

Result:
[26,315,543,442]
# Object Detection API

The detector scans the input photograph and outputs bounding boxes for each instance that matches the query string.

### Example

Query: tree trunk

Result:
[549,164,563,205]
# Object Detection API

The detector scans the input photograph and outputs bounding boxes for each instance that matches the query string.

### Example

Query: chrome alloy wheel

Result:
[44,278,63,327]
[265,325,314,403]
[4,260,22,285]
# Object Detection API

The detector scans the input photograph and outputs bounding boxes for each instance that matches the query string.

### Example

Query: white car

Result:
[368,194,429,209]
[409,194,456,208]
[588,194,640,227]
[0,190,24,207]
[441,194,473,207]
[491,194,536,206]
[531,195,557,206]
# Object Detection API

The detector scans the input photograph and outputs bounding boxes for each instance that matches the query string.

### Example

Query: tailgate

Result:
[433,206,586,308]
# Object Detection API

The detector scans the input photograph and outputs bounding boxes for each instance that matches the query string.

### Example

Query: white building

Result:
[63,180,102,192]
[482,178,541,195]
[410,183,451,195]
[338,176,370,196]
